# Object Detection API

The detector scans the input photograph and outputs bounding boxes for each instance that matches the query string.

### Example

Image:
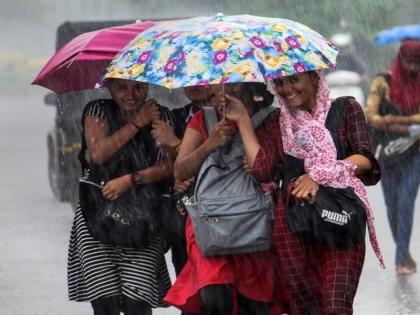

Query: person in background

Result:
[224,71,382,314]
[365,39,420,276]
[67,78,173,315]
[150,85,213,315]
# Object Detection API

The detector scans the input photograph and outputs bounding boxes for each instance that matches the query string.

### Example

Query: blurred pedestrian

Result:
[225,71,383,314]
[164,82,277,315]
[67,78,173,315]
[365,39,420,276]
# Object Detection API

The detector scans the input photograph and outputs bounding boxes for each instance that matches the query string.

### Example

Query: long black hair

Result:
[239,82,274,114]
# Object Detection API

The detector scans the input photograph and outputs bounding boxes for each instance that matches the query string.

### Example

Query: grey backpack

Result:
[186,105,277,256]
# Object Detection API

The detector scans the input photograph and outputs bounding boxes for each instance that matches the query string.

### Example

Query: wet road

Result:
[0,91,419,314]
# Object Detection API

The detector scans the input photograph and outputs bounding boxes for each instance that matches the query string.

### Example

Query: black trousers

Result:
[171,230,189,276]
[200,284,270,315]
[91,295,151,315]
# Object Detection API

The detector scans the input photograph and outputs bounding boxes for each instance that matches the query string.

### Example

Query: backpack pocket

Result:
[187,193,274,256]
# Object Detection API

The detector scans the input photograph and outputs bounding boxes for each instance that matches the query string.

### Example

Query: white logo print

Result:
[321,209,352,226]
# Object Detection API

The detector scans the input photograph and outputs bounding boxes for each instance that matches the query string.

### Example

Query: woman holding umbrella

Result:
[223,70,383,314]
[365,39,420,276]
[67,78,173,315]
[164,82,278,315]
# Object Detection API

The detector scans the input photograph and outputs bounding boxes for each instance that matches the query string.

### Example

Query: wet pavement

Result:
[0,91,418,314]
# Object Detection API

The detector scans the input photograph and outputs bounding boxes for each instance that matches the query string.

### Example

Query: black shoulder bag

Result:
[78,100,160,249]
[283,97,367,249]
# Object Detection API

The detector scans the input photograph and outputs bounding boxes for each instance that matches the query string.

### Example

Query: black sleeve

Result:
[82,99,106,125]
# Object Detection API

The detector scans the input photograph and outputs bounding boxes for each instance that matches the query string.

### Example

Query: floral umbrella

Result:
[102,14,339,89]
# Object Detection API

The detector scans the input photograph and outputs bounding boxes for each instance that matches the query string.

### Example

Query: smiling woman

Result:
[223,70,382,314]
[105,79,149,115]
[67,78,176,315]
[272,72,319,111]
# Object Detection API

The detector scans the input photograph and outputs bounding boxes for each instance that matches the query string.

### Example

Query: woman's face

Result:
[401,57,420,75]
[273,72,319,111]
[184,85,212,104]
[209,83,242,108]
[108,79,148,112]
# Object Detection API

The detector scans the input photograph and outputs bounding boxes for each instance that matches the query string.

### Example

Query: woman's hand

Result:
[206,118,235,151]
[151,119,179,147]
[132,99,160,127]
[174,177,195,194]
[224,94,250,124]
[291,173,319,205]
[102,174,132,201]
[243,156,252,173]
[371,115,414,130]
[370,117,387,130]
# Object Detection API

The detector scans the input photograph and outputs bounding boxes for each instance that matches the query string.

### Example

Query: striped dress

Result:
[67,100,172,307]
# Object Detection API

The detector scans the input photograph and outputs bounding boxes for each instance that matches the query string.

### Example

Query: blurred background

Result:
[2,0,419,96]
[0,0,419,314]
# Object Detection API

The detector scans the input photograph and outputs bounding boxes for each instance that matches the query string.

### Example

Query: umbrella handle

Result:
[222,84,227,119]
[148,85,154,99]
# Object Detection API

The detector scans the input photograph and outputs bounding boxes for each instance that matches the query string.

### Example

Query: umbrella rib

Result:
[66,58,76,69]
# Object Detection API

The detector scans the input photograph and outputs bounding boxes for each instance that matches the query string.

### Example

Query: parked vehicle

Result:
[45,87,110,207]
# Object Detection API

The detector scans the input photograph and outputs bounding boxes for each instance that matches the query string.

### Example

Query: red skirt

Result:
[164,217,275,313]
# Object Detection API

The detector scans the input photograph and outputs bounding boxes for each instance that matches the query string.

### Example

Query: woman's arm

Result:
[344,98,381,184]
[85,101,159,165]
[174,128,208,181]
[345,154,372,175]
[365,75,420,131]
[364,75,387,126]
[225,95,281,182]
[224,94,260,164]
[174,118,234,182]
[102,154,173,201]
[151,119,182,159]
[85,116,140,165]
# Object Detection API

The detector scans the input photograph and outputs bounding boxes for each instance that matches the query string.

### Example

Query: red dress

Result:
[164,110,276,314]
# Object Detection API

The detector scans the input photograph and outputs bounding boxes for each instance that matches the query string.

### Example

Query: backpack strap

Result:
[325,96,350,132]
[202,107,219,136]
[325,96,353,159]
[251,105,277,129]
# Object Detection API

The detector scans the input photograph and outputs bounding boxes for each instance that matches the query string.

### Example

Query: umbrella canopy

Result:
[102,14,338,89]
[375,24,420,45]
[32,21,156,94]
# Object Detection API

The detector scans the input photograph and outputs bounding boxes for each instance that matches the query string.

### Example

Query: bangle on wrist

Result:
[131,120,142,130]
[131,171,145,187]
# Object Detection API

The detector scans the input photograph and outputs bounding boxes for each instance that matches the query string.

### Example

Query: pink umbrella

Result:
[32,21,156,94]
